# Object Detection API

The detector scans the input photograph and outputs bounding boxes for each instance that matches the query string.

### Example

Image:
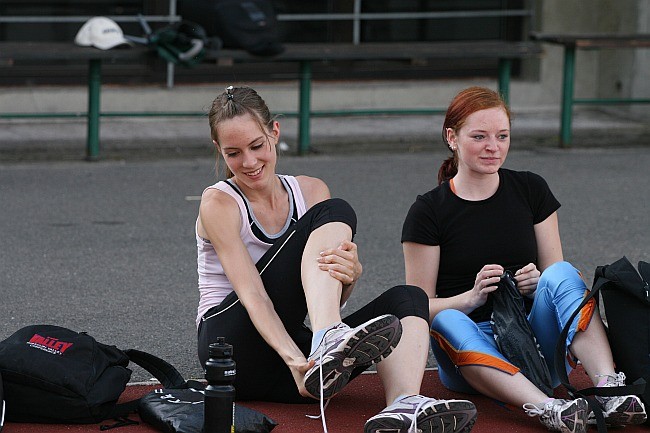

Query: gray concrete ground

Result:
[1,145,649,382]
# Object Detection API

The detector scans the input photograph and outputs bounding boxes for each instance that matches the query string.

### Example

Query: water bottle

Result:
[204,337,236,433]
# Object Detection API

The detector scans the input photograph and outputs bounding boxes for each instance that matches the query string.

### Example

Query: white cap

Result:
[74,17,132,50]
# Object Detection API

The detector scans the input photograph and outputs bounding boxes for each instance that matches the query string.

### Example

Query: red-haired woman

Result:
[402,86,646,433]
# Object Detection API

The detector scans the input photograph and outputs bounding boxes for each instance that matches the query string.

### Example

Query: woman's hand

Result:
[469,264,504,309]
[287,356,316,398]
[514,263,540,297]
[317,240,363,287]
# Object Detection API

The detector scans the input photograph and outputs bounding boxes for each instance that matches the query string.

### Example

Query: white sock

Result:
[391,394,412,406]
[310,328,328,355]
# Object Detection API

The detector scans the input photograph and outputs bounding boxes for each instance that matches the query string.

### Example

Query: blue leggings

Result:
[430,261,596,394]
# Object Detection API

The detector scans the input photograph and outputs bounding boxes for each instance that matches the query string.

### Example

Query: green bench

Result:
[0,40,541,159]
[530,32,650,147]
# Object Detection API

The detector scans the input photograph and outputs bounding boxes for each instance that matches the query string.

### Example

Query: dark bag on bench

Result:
[555,256,648,432]
[178,0,284,56]
[0,324,186,425]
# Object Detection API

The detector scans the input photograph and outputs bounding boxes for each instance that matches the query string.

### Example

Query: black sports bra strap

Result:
[223,179,254,225]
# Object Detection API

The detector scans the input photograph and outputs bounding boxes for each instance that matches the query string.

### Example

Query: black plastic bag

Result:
[139,385,277,433]
[490,271,554,396]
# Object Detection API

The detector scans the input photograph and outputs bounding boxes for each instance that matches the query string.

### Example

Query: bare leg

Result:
[301,222,351,331]
[568,309,616,385]
[377,316,429,405]
[461,365,549,407]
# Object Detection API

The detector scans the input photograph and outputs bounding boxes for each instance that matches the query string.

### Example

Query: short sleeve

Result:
[401,194,440,246]
[526,172,561,224]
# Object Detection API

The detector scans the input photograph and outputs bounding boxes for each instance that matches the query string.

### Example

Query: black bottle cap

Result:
[208,337,233,358]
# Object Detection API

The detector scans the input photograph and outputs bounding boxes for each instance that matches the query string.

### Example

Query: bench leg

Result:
[559,46,575,148]
[497,59,512,105]
[297,60,312,156]
[87,59,101,161]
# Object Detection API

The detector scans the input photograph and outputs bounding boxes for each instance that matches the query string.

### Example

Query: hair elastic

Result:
[225,85,234,101]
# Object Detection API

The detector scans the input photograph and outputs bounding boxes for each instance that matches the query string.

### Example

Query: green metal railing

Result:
[558,44,650,147]
[1,1,533,158]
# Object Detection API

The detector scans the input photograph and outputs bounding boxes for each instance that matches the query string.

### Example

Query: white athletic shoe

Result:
[588,372,647,426]
[523,398,589,433]
[364,394,477,433]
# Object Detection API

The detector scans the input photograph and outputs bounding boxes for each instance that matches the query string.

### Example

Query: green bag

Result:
[151,21,208,67]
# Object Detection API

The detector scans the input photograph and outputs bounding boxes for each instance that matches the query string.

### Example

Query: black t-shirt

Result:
[401,169,561,322]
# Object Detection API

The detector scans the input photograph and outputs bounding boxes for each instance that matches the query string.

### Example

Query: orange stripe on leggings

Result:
[563,290,596,368]
[577,291,596,332]
[430,330,520,375]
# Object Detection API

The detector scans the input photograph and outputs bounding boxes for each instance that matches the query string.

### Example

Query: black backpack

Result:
[0,324,186,425]
[555,257,648,432]
[178,0,284,56]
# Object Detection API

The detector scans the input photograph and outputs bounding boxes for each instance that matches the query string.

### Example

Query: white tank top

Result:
[196,175,307,327]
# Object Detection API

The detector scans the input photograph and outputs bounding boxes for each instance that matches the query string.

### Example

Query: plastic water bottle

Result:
[204,337,236,433]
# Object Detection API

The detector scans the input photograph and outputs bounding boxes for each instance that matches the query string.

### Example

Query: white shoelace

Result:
[523,400,564,430]
[305,338,330,433]
[408,395,431,433]
[523,402,546,417]
[595,372,625,387]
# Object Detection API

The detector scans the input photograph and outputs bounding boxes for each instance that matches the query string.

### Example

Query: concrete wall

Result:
[526,0,649,117]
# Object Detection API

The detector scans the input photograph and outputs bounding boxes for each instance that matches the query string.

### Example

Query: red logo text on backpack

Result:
[27,333,74,355]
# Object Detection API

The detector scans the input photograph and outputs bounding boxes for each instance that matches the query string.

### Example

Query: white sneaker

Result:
[364,394,477,433]
[588,372,647,426]
[523,398,589,433]
[303,314,402,400]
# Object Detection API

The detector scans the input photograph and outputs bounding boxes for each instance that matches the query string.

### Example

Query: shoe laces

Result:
[406,395,431,433]
[523,399,565,431]
[596,372,626,387]
[594,372,627,406]
[305,330,332,433]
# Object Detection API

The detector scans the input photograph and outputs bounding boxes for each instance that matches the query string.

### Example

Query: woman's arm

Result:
[296,175,330,208]
[534,211,563,272]
[199,189,312,395]
[514,211,563,295]
[318,240,362,305]
[403,242,501,321]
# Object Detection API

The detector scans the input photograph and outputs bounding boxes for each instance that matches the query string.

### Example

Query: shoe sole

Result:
[304,314,402,399]
[364,400,477,433]
[560,398,589,433]
[588,395,647,426]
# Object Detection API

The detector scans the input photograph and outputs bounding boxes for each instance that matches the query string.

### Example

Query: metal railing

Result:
[0,0,535,86]
[0,0,180,87]
[277,0,536,45]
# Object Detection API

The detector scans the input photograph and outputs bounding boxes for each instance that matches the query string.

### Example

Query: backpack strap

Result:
[555,270,646,433]
[124,349,187,389]
[104,349,188,422]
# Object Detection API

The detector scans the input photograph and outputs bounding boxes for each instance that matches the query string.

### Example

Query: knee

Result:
[308,198,357,233]
[539,261,584,290]
[382,284,429,321]
[431,309,468,332]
